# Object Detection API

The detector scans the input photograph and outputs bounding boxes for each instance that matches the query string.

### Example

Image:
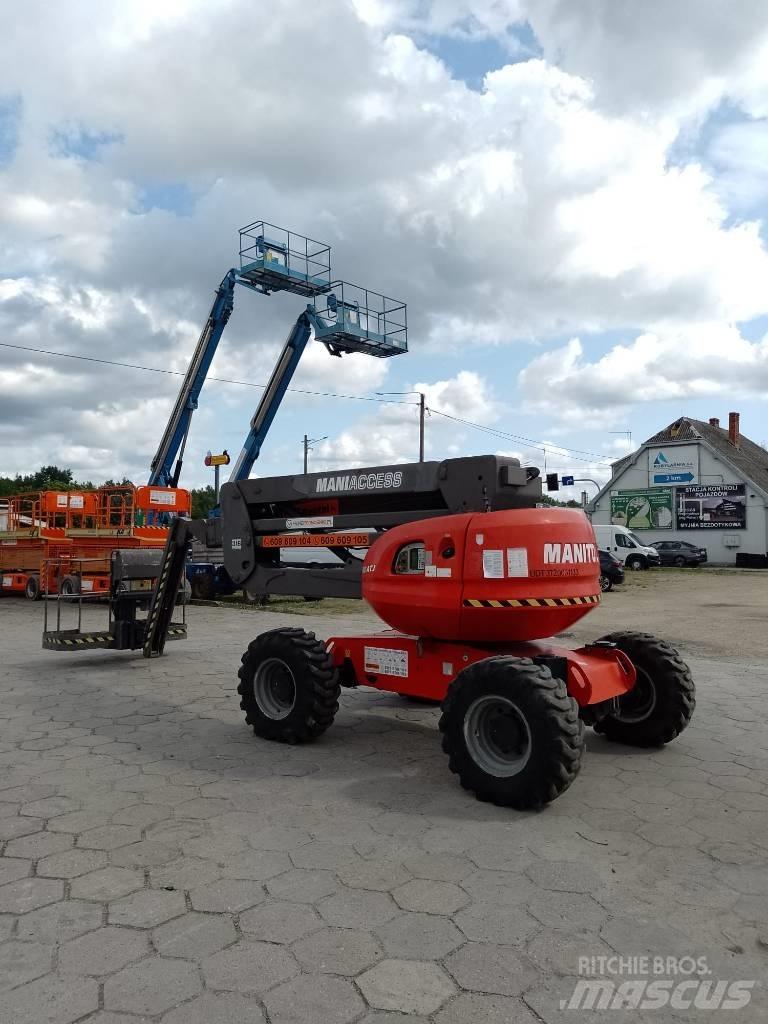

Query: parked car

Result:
[598,549,625,592]
[650,540,708,567]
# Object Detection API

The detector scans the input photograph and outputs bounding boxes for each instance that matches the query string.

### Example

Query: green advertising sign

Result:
[610,489,673,530]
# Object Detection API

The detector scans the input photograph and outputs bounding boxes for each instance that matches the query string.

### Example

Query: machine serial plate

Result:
[364,646,409,677]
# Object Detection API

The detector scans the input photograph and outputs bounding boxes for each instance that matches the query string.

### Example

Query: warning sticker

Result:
[69,495,84,509]
[506,548,528,578]
[2,576,12,587]
[363,646,409,677]
[57,494,68,507]
[150,489,176,506]
[482,549,504,578]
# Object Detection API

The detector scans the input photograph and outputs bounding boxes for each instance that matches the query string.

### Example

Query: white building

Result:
[590,413,768,565]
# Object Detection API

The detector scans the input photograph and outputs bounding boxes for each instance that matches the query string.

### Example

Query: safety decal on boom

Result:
[463,595,601,609]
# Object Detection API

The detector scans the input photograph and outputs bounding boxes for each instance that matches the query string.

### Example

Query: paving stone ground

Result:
[0,597,766,1023]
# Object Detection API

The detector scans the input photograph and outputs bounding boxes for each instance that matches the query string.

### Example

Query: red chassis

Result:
[326,632,637,709]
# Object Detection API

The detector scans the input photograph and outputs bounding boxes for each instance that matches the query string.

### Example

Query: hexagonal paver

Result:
[293,927,383,976]
[265,973,365,1024]
[453,903,538,945]
[525,860,600,894]
[5,831,73,860]
[358,959,455,1014]
[0,973,99,1024]
[21,796,81,818]
[70,867,144,901]
[220,849,292,880]
[376,912,463,959]
[248,825,311,851]
[0,940,53,992]
[392,879,469,915]
[0,857,32,887]
[445,942,540,996]
[435,992,540,1024]
[37,848,108,879]
[202,940,298,994]
[527,891,607,932]
[190,879,266,913]
[0,878,64,914]
[266,869,338,904]
[112,803,174,828]
[59,926,149,975]
[240,901,323,944]
[78,825,142,851]
[402,852,474,883]
[154,912,237,959]
[104,957,201,1015]
[291,843,362,872]
[337,860,411,892]
[109,888,186,928]
[318,890,399,929]
[161,991,266,1024]
[15,900,103,944]
[111,840,180,869]
[150,856,222,891]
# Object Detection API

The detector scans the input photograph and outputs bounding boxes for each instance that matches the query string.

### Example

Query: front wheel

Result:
[594,631,695,747]
[625,555,646,571]
[237,627,340,743]
[439,657,585,809]
[599,574,613,592]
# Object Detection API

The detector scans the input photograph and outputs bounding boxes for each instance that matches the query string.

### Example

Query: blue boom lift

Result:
[146,221,407,600]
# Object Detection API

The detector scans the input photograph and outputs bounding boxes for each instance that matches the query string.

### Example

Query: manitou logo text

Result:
[543,543,598,565]
[315,471,404,494]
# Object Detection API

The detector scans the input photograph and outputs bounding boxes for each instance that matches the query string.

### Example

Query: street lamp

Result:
[375,391,426,462]
[302,434,328,474]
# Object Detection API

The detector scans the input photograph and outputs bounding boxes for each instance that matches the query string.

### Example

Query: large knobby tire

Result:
[25,575,41,601]
[237,627,340,743]
[593,631,695,747]
[60,575,80,597]
[439,657,585,810]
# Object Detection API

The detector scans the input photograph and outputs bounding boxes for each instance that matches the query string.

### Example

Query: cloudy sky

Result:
[2,0,768,497]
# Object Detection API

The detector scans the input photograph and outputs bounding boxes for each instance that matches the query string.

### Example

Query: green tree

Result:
[191,485,216,519]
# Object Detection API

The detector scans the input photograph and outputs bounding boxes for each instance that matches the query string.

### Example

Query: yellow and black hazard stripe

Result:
[43,634,113,647]
[464,595,600,609]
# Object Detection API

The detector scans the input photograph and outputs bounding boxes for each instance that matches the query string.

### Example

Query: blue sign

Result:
[654,472,695,484]
[561,475,575,486]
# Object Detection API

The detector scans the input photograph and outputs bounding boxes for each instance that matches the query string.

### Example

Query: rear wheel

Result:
[439,657,585,809]
[599,573,613,592]
[60,575,80,597]
[237,627,340,743]
[594,631,695,747]
[25,575,41,601]
[673,556,686,567]
[625,555,646,571]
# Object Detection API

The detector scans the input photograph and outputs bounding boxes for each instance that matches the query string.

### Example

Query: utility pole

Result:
[376,391,426,462]
[303,435,327,474]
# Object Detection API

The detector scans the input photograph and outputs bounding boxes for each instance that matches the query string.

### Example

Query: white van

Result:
[592,525,661,571]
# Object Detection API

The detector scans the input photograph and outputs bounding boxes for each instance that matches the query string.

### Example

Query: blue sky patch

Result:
[50,127,122,162]
[137,181,196,216]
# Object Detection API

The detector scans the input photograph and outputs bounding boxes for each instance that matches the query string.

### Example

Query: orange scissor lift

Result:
[0,485,190,600]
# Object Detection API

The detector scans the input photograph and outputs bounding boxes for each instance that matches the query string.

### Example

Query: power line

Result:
[0,339,611,464]
[426,408,612,464]
[0,341,417,407]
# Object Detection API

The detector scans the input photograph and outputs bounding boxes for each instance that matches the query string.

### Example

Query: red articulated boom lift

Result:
[220,455,695,809]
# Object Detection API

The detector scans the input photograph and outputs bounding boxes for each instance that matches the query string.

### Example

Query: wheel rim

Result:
[600,574,610,592]
[463,695,532,778]
[614,666,657,723]
[254,658,297,720]
[674,557,685,567]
